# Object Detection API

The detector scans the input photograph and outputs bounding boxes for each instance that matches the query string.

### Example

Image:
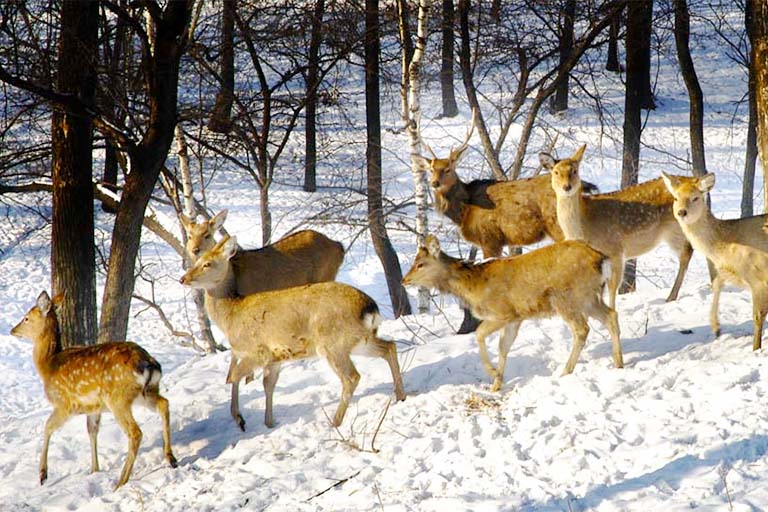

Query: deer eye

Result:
[692,197,699,202]
[24,316,29,323]
[204,234,211,239]
[203,262,212,269]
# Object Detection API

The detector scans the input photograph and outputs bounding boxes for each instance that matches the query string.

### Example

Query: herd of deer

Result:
[10,122,768,488]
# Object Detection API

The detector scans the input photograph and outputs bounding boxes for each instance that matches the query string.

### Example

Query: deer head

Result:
[180,209,228,259]
[540,144,586,197]
[180,234,238,290]
[661,172,715,225]
[412,115,476,193]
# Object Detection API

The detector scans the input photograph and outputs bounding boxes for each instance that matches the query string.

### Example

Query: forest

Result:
[2,0,768,510]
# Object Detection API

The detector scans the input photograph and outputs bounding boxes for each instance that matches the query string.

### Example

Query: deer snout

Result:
[677,208,687,219]
[563,184,572,193]
[191,246,200,256]
[179,274,189,285]
[430,180,440,188]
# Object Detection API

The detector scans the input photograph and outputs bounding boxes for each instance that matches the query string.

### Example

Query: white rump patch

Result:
[363,312,382,331]
[601,259,612,282]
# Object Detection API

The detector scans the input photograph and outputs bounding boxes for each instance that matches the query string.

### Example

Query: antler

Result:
[449,109,476,160]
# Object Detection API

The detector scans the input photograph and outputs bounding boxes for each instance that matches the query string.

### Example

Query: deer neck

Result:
[435,181,469,225]
[203,263,240,326]
[677,209,722,259]
[555,185,586,240]
[32,318,60,381]
[434,255,485,308]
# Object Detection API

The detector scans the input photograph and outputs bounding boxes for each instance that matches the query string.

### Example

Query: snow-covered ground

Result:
[2,10,767,512]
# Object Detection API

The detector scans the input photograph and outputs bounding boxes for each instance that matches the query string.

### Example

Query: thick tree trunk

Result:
[440,0,458,118]
[304,0,325,192]
[101,140,119,213]
[621,0,653,293]
[98,2,193,344]
[743,64,758,217]
[606,13,622,72]
[260,180,272,246]
[550,0,576,114]
[457,0,505,180]
[674,0,706,177]
[208,0,235,133]
[51,0,99,348]
[748,0,768,212]
[366,0,411,318]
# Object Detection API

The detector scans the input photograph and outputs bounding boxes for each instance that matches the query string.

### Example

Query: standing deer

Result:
[179,235,406,429]
[541,145,693,308]
[402,236,622,391]
[10,292,177,489]
[181,210,345,424]
[413,121,598,258]
[661,172,768,350]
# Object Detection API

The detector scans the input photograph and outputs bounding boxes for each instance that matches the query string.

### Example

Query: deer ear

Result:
[210,210,228,231]
[36,291,52,316]
[661,172,678,195]
[572,144,586,164]
[539,152,557,170]
[424,234,441,256]
[222,235,238,259]
[698,173,716,193]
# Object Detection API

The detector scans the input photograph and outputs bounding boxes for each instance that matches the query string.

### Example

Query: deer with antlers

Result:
[10,292,177,489]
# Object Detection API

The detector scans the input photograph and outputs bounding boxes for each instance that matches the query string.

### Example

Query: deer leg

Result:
[39,408,69,485]
[112,404,142,489]
[149,394,178,467]
[86,414,101,473]
[491,320,521,392]
[563,316,590,376]
[262,362,282,428]
[589,300,623,369]
[361,338,406,401]
[325,352,360,427]
[710,274,724,337]
[230,380,245,432]
[475,320,506,383]
[752,296,767,351]
[666,241,693,302]
[607,258,623,310]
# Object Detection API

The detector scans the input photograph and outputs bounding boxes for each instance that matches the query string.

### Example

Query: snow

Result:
[1,8,767,512]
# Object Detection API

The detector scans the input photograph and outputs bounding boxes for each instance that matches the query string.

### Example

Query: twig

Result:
[305,469,362,502]
[370,398,392,454]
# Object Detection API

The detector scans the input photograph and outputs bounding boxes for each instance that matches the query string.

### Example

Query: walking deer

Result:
[541,145,693,308]
[180,209,345,295]
[661,172,768,350]
[179,235,406,429]
[402,236,622,390]
[10,292,177,489]
[413,122,598,258]
[181,210,345,405]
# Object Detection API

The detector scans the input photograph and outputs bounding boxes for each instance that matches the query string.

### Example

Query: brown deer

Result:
[541,145,693,308]
[181,210,345,416]
[179,235,406,429]
[661,172,768,350]
[413,125,598,259]
[180,209,345,295]
[10,292,177,489]
[402,235,622,391]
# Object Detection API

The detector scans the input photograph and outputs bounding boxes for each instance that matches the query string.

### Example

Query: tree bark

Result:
[673,0,706,176]
[550,0,576,114]
[440,0,458,118]
[51,0,99,348]
[98,1,193,344]
[606,11,622,72]
[304,0,325,192]
[365,0,411,318]
[743,60,758,217]
[457,0,505,180]
[208,0,235,133]
[621,0,654,292]
[747,0,768,212]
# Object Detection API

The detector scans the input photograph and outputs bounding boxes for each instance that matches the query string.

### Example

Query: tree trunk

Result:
[606,12,622,72]
[404,0,431,314]
[397,0,414,123]
[550,0,576,114]
[630,0,656,110]
[674,0,706,177]
[101,140,119,213]
[260,179,272,246]
[366,0,411,318]
[440,0,458,118]
[51,0,99,348]
[748,0,768,212]
[304,0,325,192]
[98,2,193,344]
[621,0,652,293]
[743,62,758,217]
[457,0,505,180]
[208,0,235,133]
